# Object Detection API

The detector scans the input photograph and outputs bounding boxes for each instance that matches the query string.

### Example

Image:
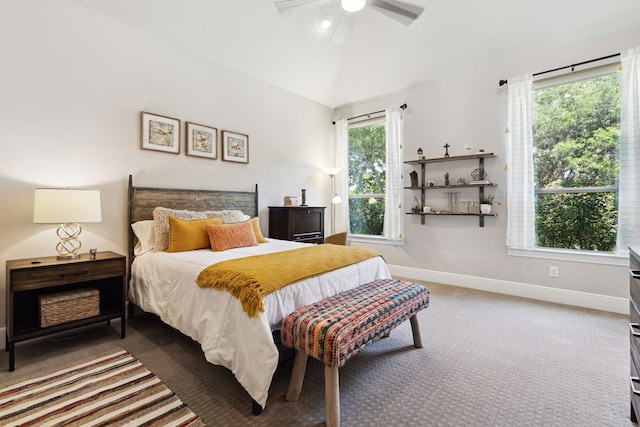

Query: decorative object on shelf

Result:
[444,172,450,186]
[410,171,418,187]
[480,195,500,214]
[323,167,342,234]
[417,147,424,160]
[445,192,459,213]
[457,178,466,185]
[470,167,490,184]
[283,196,299,206]
[428,181,435,187]
[185,121,217,159]
[443,143,450,158]
[140,111,181,154]
[301,189,307,206]
[221,130,249,163]
[423,206,431,213]
[412,197,421,213]
[89,248,97,260]
[33,188,102,259]
[464,144,473,154]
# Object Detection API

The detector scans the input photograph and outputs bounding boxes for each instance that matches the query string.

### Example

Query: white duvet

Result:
[129,238,391,408]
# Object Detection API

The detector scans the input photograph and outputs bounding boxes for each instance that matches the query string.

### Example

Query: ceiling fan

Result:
[274,0,424,44]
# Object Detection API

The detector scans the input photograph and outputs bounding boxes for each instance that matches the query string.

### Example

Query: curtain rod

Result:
[332,103,407,125]
[498,53,621,87]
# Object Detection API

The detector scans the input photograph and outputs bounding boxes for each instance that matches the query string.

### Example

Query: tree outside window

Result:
[348,119,386,236]
[532,71,620,251]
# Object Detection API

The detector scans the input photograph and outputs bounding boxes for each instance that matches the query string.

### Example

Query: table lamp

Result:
[33,188,102,259]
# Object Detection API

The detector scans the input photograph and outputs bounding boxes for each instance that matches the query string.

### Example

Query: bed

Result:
[126,176,392,413]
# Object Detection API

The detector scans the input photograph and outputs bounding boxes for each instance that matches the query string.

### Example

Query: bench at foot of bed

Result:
[281,278,430,427]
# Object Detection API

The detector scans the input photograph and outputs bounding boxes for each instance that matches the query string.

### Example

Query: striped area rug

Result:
[0,348,204,426]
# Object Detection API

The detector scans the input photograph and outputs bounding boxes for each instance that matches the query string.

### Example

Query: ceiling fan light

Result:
[318,15,333,30]
[341,0,365,12]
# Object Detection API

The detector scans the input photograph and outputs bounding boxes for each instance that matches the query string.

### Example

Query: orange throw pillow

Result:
[206,221,259,251]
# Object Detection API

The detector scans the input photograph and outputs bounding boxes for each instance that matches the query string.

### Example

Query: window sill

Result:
[349,235,404,246]
[508,247,628,266]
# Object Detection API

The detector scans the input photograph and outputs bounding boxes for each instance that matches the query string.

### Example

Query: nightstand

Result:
[5,251,126,371]
[269,206,325,244]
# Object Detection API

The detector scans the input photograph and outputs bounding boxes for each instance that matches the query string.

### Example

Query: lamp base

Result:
[57,254,81,260]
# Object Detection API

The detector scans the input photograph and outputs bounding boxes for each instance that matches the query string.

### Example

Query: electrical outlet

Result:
[549,265,559,278]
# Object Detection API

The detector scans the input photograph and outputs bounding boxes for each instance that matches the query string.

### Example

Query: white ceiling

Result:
[71,0,640,108]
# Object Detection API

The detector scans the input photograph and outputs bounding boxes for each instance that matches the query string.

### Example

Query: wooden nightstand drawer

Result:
[10,258,125,292]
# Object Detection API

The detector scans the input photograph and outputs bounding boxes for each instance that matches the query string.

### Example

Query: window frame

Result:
[346,115,387,239]
[508,61,626,265]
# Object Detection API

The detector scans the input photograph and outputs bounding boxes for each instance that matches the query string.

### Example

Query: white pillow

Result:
[131,220,155,255]
[152,207,246,251]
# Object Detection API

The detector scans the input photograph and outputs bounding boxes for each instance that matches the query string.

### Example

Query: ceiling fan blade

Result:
[330,11,352,45]
[368,0,424,26]
[274,0,332,14]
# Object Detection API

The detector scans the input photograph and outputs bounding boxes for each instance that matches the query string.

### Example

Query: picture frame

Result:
[140,112,180,154]
[221,130,249,164]
[186,121,217,159]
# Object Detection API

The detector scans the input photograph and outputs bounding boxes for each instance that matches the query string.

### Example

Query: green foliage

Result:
[535,193,618,251]
[349,197,385,236]
[348,123,386,235]
[532,72,620,251]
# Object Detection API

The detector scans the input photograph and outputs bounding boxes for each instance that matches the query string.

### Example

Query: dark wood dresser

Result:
[269,206,325,244]
[630,246,640,422]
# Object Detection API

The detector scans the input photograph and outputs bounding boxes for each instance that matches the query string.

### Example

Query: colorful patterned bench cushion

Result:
[281,279,430,368]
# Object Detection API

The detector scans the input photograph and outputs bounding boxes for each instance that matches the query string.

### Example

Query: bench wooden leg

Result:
[286,350,308,402]
[409,315,423,348]
[325,365,340,427]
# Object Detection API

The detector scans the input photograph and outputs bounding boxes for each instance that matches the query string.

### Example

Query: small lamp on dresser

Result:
[33,188,102,259]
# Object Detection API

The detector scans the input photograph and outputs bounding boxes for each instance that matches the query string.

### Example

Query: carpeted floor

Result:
[0,281,632,426]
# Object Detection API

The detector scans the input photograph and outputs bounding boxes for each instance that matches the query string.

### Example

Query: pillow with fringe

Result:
[206,221,258,251]
[167,216,222,252]
[153,207,246,251]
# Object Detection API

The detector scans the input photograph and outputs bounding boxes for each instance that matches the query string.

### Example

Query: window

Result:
[507,49,640,263]
[532,68,620,252]
[348,117,386,236]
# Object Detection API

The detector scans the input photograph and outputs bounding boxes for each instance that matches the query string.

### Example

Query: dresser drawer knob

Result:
[631,377,640,395]
[632,270,640,280]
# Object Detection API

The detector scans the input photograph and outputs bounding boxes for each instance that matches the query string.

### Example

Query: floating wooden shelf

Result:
[405,153,498,227]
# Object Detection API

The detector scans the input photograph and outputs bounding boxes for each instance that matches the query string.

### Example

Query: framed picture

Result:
[221,130,249,164]
[186,122,217,159]
[140,112,180,154]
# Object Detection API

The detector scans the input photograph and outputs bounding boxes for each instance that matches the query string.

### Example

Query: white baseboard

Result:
[388,264,629,315]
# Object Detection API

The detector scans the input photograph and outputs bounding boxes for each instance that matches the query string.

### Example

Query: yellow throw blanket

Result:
[196,245,381,317]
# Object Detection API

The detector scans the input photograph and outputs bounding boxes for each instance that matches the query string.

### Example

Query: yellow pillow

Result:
[167,216,222,252]
[206,221,259,252]
[250,217,268,243]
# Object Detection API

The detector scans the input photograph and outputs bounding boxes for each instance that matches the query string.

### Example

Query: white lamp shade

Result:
[323,167,341,176]
[33,188,102,223]
[341,0,365,12]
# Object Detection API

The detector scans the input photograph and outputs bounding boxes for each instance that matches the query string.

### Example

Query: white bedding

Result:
[129,238,391,408]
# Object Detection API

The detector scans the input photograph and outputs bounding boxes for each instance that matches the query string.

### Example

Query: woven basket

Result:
[39,288,100,328]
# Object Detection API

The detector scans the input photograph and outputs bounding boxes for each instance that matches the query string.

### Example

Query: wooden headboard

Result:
[127,174,259,267]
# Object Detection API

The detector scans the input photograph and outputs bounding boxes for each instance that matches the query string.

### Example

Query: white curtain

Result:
[334,119,349,233]
[505,75,536,249]
[617,47,640,253]
[384,107,404,241]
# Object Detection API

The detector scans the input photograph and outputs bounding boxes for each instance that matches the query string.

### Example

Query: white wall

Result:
[336,27,640,313]
[0,1,334,327]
